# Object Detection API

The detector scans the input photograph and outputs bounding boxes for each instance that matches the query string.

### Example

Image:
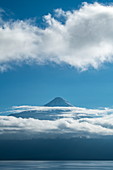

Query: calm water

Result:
[0,161,113,170]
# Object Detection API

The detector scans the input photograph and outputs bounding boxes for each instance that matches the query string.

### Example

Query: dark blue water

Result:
[0,161,113,170]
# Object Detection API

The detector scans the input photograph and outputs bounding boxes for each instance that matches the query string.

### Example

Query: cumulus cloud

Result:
[1,106,113,139]
[1,3,113,70]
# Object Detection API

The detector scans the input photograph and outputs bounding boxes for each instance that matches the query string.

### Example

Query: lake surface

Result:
[0,161,113,170]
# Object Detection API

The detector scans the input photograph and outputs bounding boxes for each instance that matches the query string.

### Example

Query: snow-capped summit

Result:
[44,97,73,107]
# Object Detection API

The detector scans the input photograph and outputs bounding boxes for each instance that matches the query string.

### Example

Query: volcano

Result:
[9,97,74,119]
[44,97,73,107]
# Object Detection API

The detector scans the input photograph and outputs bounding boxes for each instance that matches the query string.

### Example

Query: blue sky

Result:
[1,0,113,110]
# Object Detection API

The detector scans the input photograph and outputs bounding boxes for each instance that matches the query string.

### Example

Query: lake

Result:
[0,161,113,169]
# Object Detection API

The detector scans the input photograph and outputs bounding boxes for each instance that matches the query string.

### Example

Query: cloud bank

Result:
[1,106,113,139]
[1,3,113,70]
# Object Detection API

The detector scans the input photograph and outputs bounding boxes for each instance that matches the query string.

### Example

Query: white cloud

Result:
[10,105,113,116]
[1,3,113,70]
[1,106,113,139]
[0,105,111,118]
[0,115,113,140]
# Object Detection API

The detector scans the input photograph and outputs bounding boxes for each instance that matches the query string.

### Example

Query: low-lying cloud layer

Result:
[1,3,113,71]
[1,106,113,139]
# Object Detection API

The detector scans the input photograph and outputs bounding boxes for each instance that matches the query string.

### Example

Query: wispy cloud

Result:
[11,105,113,115]
[1,3,113,71]
[1,105,112,116]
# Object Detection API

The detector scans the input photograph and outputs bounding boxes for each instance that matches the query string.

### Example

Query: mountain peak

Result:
[44,97,73,107]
